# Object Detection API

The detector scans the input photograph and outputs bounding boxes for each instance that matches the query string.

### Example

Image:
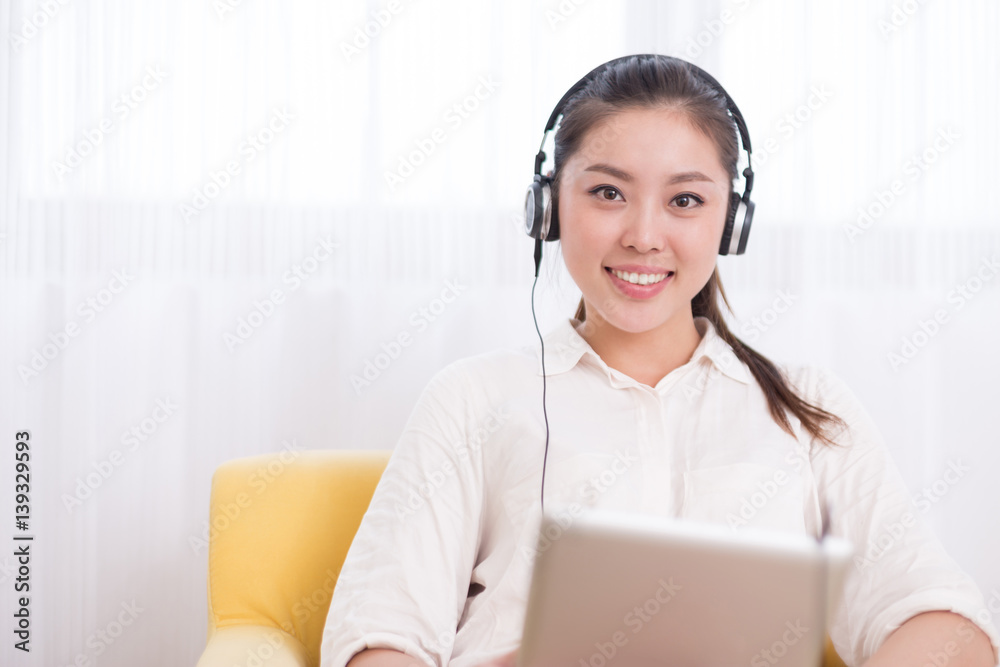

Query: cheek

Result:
[671,220,724,283]
[558,200,600,259]
[559,230,598,283]
[673,219,723,257]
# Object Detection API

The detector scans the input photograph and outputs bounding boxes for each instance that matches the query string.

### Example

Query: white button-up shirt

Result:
[321,317,1000,667]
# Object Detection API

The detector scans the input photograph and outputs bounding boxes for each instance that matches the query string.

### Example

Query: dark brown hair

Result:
[553,55,845,447]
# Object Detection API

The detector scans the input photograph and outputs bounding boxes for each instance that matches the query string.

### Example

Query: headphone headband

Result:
[535,54,753,178]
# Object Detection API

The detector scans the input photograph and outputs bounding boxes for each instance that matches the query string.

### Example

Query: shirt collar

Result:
[536,315,753,386]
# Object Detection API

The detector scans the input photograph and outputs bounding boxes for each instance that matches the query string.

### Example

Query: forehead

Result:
[570,107,728,177]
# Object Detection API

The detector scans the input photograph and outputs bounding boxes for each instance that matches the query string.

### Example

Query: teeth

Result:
[611,269,670,285]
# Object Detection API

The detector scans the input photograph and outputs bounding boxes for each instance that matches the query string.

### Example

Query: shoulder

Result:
[414,342,540,404]
[419,319,585,392]
[778,363,840,398]
[429,343,537,383]
[776,363,861,411]
[397,343,542,451]
[774,363,887,455]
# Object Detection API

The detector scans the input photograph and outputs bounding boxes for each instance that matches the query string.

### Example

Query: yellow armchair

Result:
[196,449,848,667]
[197,449,392,667]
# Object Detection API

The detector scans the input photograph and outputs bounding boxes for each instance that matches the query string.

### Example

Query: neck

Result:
[575,309,704,388]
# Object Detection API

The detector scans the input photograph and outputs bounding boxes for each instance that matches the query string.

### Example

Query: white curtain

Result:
[1,1,998,665]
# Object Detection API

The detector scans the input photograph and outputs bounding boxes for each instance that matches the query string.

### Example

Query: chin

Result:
[616,318,675,335]
[589,304,682,336]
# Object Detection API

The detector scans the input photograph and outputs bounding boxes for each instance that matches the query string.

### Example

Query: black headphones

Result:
[524,54,756,258]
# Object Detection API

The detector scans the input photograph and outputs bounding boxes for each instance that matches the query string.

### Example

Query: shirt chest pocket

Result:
[681,462,806,534]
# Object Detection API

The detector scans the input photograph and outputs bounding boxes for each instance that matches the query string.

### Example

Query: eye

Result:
[589,185,624,202]
[673,193,705,209]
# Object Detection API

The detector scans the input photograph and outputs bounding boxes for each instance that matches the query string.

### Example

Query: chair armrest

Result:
[197,625,312,667]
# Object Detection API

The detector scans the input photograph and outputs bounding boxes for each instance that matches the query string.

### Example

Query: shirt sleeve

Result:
[803,367,1000,667]
[320,359,485,667]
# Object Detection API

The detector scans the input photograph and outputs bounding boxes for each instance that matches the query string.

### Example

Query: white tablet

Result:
[517,507,852,667]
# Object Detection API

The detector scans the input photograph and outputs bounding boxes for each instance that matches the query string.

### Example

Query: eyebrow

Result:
[583,163,717,185]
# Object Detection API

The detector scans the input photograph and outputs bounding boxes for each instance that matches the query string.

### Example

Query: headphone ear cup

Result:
[524,177,544,240]
[719,192,754,255]
[736,199,754,254]
[719,192,741,255]
[524,175,559,241]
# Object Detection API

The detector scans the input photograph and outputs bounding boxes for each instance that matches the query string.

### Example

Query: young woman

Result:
[322,55,999,667]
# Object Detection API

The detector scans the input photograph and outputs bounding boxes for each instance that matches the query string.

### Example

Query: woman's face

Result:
[557,107,731,340]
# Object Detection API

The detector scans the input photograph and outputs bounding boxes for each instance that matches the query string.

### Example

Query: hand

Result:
[474,648,518,667]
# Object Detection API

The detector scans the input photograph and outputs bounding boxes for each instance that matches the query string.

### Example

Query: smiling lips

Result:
[604,265,674,298]
[609,268,671,285]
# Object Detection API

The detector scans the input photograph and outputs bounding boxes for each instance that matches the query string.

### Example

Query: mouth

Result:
[605,267,674,286]
[604,266,674,299]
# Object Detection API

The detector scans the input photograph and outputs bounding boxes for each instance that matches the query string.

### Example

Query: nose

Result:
[620,199,666,253]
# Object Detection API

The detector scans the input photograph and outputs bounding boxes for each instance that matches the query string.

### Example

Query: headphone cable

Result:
[531,238,550,514]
